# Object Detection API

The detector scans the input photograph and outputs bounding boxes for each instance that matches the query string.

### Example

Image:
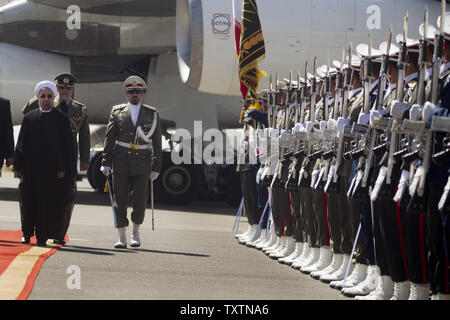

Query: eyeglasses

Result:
[127,90,143,94]
[58,86,73,90]
[40,94,54,99]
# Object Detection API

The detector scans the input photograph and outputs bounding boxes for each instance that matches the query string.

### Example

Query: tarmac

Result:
[0,169,350,300]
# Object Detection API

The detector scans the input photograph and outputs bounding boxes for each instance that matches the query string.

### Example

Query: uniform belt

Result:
[115,141,148,150]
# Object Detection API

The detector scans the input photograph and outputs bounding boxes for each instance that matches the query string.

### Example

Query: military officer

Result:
[53,73,90,245]
[101,76,162,249]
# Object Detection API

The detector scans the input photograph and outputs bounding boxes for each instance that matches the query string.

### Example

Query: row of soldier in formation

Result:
[12,73,161,248]
[235,11,450,300]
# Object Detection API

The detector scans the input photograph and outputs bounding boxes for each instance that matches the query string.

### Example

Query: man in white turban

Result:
[13,81,76,246]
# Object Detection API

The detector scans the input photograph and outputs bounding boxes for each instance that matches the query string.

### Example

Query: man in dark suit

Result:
[0,97,14,176]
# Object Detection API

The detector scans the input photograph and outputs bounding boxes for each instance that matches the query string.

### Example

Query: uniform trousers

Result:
[257,183,269,229]
[270,185,292,237]
[290,190,304,243]
[239,168,260,225]
[113,173,149,228]
[300,187,318,247]
[312,189,329,247]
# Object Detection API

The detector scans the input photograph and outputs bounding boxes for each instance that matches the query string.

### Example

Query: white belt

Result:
[115,141,148,150]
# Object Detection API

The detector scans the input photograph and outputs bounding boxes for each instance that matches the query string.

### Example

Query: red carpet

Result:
[0,230,67,300]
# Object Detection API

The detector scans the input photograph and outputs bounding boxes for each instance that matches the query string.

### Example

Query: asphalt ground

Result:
[0,169,350,302]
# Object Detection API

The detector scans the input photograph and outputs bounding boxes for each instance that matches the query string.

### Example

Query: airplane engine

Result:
[176,0,441,97]
[0,43,70,125]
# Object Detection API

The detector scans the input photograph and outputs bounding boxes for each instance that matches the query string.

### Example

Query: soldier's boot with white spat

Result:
[390,281,410,300]
[114,227,127,249]
[130,223,141,247]
[408,282,430,300]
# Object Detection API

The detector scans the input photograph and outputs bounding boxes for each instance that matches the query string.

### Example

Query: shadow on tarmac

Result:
[59,244,209,258]
[0,187,237,216]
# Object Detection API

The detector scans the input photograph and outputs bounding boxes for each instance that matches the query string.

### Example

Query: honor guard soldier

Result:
[101,76,162,249]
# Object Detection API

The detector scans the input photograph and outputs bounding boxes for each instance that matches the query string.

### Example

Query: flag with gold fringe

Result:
[238,0,266,122]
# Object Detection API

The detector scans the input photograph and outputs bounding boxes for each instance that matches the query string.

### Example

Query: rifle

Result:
[361,29,392,188]
[416,1,446,199]
[334,44,353,183]
[386,10,408,184]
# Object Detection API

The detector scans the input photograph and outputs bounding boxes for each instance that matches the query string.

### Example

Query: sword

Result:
[105,177,118,228]
[151,178,155,231]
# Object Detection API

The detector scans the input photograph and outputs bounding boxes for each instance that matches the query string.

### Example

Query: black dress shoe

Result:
[21,236,30,244]
[53,239,66,245]
[36,240,47,247]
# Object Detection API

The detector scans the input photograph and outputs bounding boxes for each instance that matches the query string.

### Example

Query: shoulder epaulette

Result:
[112,104,126,111]
[143,104,158,112]
[72,99,87,108]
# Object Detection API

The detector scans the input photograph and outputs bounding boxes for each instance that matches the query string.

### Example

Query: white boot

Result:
[291,244,311,269]
[235,224,252,239]
[437,293,450,300]
[272,236,296,259]
[299,247,320,271]
[408,282,430,300]
[330,263,367,290]
[342,265,380,297]
[246,228,267,248]
[130,224,141,247]
[114,227,127,249]
[267,237,286,257]
[302,246,332,274]
[390,281,410,300]
[240,225,260,245]
[238,225,256,244]
[311,253,343,280]
[257,232,277,250]
[263,236,282,253]
[320,254,352,283]
[279,242,304,265]
[356,275,393,300]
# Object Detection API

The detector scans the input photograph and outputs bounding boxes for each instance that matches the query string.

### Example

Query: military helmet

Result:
[122,76,147,92]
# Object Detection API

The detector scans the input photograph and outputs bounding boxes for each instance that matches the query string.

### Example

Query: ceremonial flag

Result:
[237,0,266,122]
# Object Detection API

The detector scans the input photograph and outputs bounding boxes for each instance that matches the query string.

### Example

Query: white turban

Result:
[35,80,57,98]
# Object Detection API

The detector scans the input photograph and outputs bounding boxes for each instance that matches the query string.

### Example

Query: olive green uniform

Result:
[101,103,162,228]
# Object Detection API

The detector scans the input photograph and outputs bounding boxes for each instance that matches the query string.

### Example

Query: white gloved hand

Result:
[336,117,351,132]
[305,121,316,133]
[409,104,423,121]
[357,112,370,125]
[269,128,279,137]
[100,165,111,177]
[256,167,263,184]
[327,119,337,130]
[390,100,409,120]
[150,171,160,181]
[393,170,410,202]
[319,121,327,131]
[293,123,303,132]
[422,101,444,123]
[369,108,387,126]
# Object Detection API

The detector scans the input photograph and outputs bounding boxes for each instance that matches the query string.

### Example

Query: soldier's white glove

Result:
[390,100,409,120]
[370,166,387,202]
[305,121,315,133]
[293,123,303,133]
[357,112,370,125]
[327,119,337,130]
[422,101,445,123]
[256,167,263,184]
[337,117,350,132]
[319,121,327,131]
[409,104,423,121]
[100,166,111,177]
[369,108,387,126]
[393,170,410,203]
[150,171,160,181]
[269,128,279,137]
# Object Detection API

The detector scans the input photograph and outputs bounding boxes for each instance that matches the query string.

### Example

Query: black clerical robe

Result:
[14,108,76,242]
